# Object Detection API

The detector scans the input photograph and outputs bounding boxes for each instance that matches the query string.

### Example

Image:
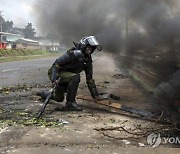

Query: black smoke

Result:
[34,0,180,112]
[34,0,124,49]
[34,0,180,53]
[154,70,180,113]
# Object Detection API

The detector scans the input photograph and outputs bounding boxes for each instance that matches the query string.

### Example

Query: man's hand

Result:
[52,77,61,87]
[52,79,59,87]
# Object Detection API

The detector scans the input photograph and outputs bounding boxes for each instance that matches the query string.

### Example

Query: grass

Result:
[0,49,61,63]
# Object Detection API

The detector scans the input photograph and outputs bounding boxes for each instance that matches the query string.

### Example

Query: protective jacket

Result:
[49,48,99,98]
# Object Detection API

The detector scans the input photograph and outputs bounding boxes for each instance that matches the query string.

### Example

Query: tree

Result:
[0,15,13,32]
[0,15,5,32]
[3,20,13,32]
[23,23,36,39]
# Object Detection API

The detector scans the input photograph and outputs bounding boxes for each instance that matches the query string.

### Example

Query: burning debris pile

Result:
[154,70,180,113]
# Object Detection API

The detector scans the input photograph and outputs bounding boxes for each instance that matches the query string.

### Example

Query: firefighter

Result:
[37,36,102,111]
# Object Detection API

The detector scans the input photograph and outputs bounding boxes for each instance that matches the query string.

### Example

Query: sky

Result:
[1,0,180,41]
[0,0,37,30]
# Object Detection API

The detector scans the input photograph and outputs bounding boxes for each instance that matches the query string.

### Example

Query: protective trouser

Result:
[66,74,80,103]
[48,70,80,103]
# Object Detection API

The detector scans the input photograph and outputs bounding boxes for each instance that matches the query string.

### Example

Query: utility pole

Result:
[0,11,3,42]
[125,3,128,53]
[49,4,54,51]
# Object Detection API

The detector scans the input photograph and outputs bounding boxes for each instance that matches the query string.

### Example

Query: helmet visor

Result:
[87,36,102,51]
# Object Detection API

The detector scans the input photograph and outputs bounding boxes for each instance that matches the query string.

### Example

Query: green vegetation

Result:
[0,49,61,63]
[0,118,63,127]
[0,111,63,128]
[0,49,53,57]
[23,23,36,39]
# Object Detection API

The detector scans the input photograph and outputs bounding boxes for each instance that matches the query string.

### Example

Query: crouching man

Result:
[37,36,102,111]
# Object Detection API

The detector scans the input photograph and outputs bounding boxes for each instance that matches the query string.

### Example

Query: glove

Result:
[86,79,99,98]
[52,78,61,87]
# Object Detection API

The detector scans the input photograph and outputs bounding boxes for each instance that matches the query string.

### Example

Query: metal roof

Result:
[0,32,23,37]
[15,38,39,44]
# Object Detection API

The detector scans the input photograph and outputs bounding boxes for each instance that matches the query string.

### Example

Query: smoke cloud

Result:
[34,0,180,52]
[34,0,180,111]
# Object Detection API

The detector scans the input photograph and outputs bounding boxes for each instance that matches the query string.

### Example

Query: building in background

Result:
[0,32,63,51]
[38,38,61,51]
[0,32,39,50]
[0,32,23,49]
[15,38,39,49]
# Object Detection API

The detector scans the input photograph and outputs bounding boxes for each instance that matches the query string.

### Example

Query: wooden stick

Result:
[77,95,122,109]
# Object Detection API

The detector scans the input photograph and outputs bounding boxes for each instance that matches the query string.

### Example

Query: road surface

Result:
[0,57,57,86]
[0,54,179,154]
